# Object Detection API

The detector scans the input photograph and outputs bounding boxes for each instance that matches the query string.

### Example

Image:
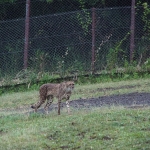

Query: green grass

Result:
[1,78,150,149]
[0,107,150,150]
[1,78,150,110]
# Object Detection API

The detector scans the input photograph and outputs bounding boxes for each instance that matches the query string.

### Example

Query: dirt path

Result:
[36,92,150,113]
[1,92,150,115]
[69,92,150,109]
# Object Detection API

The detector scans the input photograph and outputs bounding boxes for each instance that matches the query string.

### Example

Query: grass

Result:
[0,107,150,150]
[1,78,150,109]
[0,78,150,149]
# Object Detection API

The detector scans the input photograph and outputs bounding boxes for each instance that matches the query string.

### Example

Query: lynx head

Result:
[66,81,75,92]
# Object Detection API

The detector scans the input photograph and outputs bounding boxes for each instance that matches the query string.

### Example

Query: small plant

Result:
[30,49,49,74]
[94,33,112,71]
[106,32,130,70]
[142,58,150,71]
[56,48,69,77]
[136,2,150,65]
[77,0,92,35]
[141,2,150,36]
[3,40,23,76]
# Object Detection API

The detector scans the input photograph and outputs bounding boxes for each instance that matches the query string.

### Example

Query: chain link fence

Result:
[0,5,150,85]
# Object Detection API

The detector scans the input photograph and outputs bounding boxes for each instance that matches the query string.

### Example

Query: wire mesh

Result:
[28,10,92,76]
[0,6,149,84]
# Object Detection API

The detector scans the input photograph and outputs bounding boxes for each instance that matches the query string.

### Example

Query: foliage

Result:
[95,34,112,68]
[137,1,150,36]
[45,0,53,3]
[76,0,92,35]
[141,2,150,35]
[77,0,104,6]
[135,1,150,66]
[142,57,150,71]
[30,49,50,73]
[1,3,150,89]
[106,32,130,70]
[0,40,23,76]
[1,70,150,96]
[0,0,137,21]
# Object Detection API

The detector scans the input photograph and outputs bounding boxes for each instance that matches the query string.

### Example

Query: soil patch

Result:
[36,92,150,114]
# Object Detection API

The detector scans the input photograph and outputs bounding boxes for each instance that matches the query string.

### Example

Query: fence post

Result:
[130,0,135,63]
[91,7,96,74]
[24,0,30,69]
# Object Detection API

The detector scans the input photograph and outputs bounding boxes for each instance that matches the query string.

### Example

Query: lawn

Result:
[0,78,150,149]
[1,78,150,110]
[0,107,150,150]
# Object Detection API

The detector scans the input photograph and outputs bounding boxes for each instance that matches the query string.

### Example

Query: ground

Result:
[37,92,150,113]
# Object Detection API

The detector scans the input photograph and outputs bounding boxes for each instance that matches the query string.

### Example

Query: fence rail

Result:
[0,6,150,85]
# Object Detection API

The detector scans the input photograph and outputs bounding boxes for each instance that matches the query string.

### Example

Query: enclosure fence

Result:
[0,6,149,84]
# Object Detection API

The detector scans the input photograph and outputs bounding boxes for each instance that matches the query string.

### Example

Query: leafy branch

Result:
[77,0,92,35]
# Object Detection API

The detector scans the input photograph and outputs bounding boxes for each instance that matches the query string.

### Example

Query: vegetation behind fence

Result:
[0,5,150,85]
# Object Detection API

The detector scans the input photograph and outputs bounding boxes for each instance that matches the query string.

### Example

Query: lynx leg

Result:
[65,94,71,114]
[58,98,61,115]
[33,99,45,113]
[66,100,70,114]
[44,95,53,114]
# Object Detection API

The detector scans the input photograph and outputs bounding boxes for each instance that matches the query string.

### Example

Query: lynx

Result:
[31,81,75,115]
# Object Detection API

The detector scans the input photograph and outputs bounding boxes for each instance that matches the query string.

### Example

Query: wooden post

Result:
[130,0,135,62]
[24,0,30,69]
[91,7,96,74]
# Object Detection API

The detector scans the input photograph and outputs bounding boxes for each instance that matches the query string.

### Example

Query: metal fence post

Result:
[24,0,30,69]
[130,0,135,63]
[91,7,96,74]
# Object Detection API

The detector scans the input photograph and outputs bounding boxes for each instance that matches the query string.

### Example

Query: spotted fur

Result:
[31,81,75,115]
